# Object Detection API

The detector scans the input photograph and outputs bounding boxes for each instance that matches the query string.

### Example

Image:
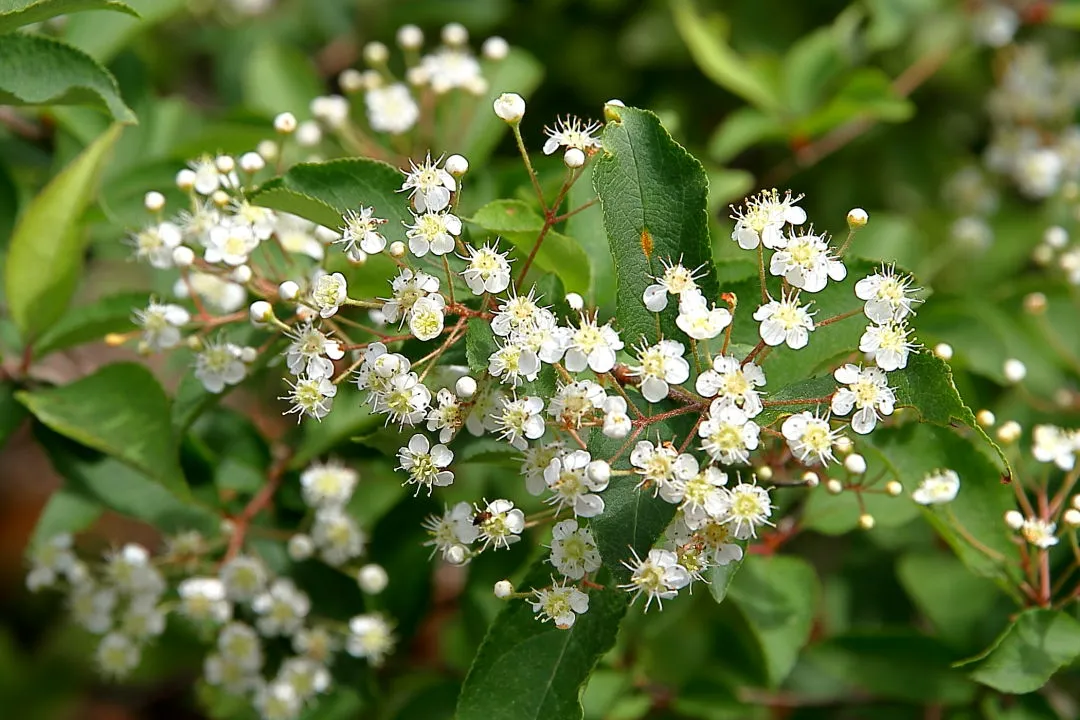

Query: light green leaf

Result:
[795,69,914,137]
[32,291,144,358]
[0,34,134,122]
[30,489,102,547]
[670,0,782,112]
[242,41,324,120]
[4,124,124,344]
[456,564,627,720]
[0,0,136,34]
[18,362,188,497]
[729,555,819,687]
[61,0,184,61]
[592,106,719,347]
[707,107,786,164]
[782,27,845,115]
[564,166,613,304]
[469,199,591,294]
[964,609,1080,694]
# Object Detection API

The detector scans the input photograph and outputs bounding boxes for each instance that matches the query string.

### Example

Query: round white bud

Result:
[1024,292,1047,315]
[406,66,428,87]
[274,112,298,134]
[802,471,819,488]
[397,24,423,50]
[144,191,166,212]
[844,454,867,475]
[171,246,194,267]
[1073,494,1080,511]
[858,513,875,530]
[564,147,586,169]
[1004,510,1024,530]
[586,460,611,485]
[249,301,274,325]
[363,41,389,65]
[1064,509,1080,528]
[756,466,774,482]
[389,241,406,258]
[339,68,365,94]
[215,155,235,174]
[445,544,467,565]
[256,139,279,162]
[175,169,196,191]
[1044,225,1069,249]
[232,265,253,283]
[295,121,322,148]
[933,342,954,361]
[482,36,509,60]
[455,375,477,399]
[833,435,853,455]
[442,22,468,46]
[356,564,389,594]
[996,420,1022,444]
[847,208,869,228]
[494,580,514,599]
[445,154,469,176]
[211,190,231,208]
[288,533,314,561]
[565,292,584,311]
[976,409,996,428]
[239,151,265,173]
[826,479,844,495]
[239,346,257,363]
[886,480,903,496]
[278,280,300,301]
[1033,244,1054,266]
[220,518,236,535]
[1003,358,1026,384]
[606,98,625,108]
[493,93,526,123]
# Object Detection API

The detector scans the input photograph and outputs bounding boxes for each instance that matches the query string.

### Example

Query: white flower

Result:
[515,308,568,364]
[204,652,259,694]
[464,385,506,436]
[252,579,310,637]
[232,200,276,240]
[375,372,432,426]
[475,498,525,549]
[276,212,326,260]
[695,355,766,417]
[754,292,815,349]
[912,469,960,505]
[769,230,846,292]
[855,265,921,323]
[178,272,246,313]
[521,443,567,495]
[423,502,480,560]
[105,543,164,597]
[134,301,190,352]
[339,207,388,260]
[491,288,542,337]
[461,242,512,295]
[420,47,483,93]
[69,582,116,634]
[860,321,916,371]
[564,313,624,373]
[405,210,462,257]
[493,92,526,122]
[676,289,732,340]
[698,405,760,466]
[131,221,183,268]
[366,83,419,134]
[195,340,247,393]
[831,364,895,434]
[311,507,366,566]
[488,341,541,386]
[382,268,440,325]
[217,622,264,672]
[276,656,331,700]
[409,295,446,341]
[282,374,337,421]
[720,481,774,539]
[400,154,456,213]
[532,581,590,630]
[630,440,698,501]
[619,548,691,610]
[255,682,303,720]
[642,259,702,312]
[1020,518,1059,548]
[695,517,745,566]
[673,467,729,529]
[397,434,454,495]
[205,223,259,267]
[25,534,77,592]
[178,577,231,623]
[426,388,464,442]
[602,396,633,439]
[548,380,606,427]
[311,272,348,318]
[730,189,807,250]
[189,155,230,195]
[220,555,267,602]
[543,116,602,155]
[121,597,166,641]
[495,396,546,450]
[548,519,602,580]
[1032,425,1079,470]
[299,460,358,509]
[346,614,395,666]
[781,410,840,466]
[629,340,690,403]
[543,450,608,517]
[285,322,344,379]
[96,632,140,678]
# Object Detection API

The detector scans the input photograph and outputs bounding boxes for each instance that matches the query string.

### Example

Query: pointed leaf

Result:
[964,609,1080,694]
[0,0,137,34]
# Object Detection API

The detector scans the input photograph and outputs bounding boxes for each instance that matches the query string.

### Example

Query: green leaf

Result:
[795,69,914,138]
[896,552,1003,650]
[0,0,137,34]
[564,166,614,304]
[290,384,382,469]
[592,106,719,347]
[32,291,144,357]
[456,564,627,720]
[964,609,1080,694]
[0,34,134,122]
[0,382,27,451]
[465,317,497,377]
[728,555,819,686]
[705,542,747,604]
[60,0,184,62]
[670,0,782,112]
[468,199,590,294]
[4,124,124,343]
[782,27,845,115]
[707,107,786,164]
[242,41,324,119]
[30,489,101,547]
[18,362,188,497]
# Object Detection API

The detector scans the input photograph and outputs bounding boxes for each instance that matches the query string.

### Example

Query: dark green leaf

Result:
[32,291,144,357]
[465,317,497,377]
[18,362,188,497]
[964,609,1080,694]
[0,382,27,451]
[0,0,137,34]
[896,552,1003,650]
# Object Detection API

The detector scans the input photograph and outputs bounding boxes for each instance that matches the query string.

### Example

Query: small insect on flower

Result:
[532,580,590,629]
[405,210,462,257]
[695,355,766,417]
[859,321,916,371]
[620,548,691,611]
[347,613,396,666]
[912,469,960,505]
[548,519,602,580]
[830,363,895,434]
[339,206,388,259]
[642,258,703,312]
[754,291,815,349]
[397,434,455,495]
[855,265,922,323]
[730,189,807,250]
[781,410,841,466]
[474,499,526,549]
[543,116,603,156]
[629,340,691,403]
[400,153,456,213]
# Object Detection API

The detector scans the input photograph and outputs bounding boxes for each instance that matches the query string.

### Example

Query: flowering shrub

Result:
[3,1,1080,718]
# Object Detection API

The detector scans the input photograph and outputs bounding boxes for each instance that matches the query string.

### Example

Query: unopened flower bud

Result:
[586,460,611,485]
[172,246,194,267]
[886,480,903,496]
[802,471,818,487]
[833,435,853,455]
[389,241,406,258]
[826,479,843,495]
[445,545,467,565]
[1033,244,1054,265]
[482,36,509,60]
[442,22,468,46]
[445,154,469,176]
[256,140,279,162]
[211,190,231,208]
[858,513,875,530]
[356,564,389,594]
[215,155,235,174]
[603,99,624,122]
[1024,292,1047,315]
[933,343,954,361]
[296,121,322,147]
[976,409,995,427]
[239,151,265,173]
[288,533,314,561]
[363,41,389,65]
[455,375,477,399]
[565,292,584,311]
[175,169,196,191]
[397,24,423,50]
[494,580,514,598]
[144,191,165,212]
[186,335,204,351]
[756,466,773,482]
[1064,509,1080,528]
[278,281,300,301]
[1073,495,1080,512]
[996,420,1022,444]
[1004,510,1024,530]
[564,147,585,169]
[239,347,257,363]
[1003,358,1026,384]
[339,68,365,94]
[844,454,867,475]
[250,301,274,325]
[493,93,525,123]
[274,112,297,134]
[232,265,253,283]
[847,208,869,229]
[1044,225,1068,249]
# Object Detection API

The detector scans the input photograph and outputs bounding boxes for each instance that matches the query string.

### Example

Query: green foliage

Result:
[31,291,146,358]
[242,41,323,120]
[0,0,137,34]
[964,610,1080,695]
[0,382,27,451]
